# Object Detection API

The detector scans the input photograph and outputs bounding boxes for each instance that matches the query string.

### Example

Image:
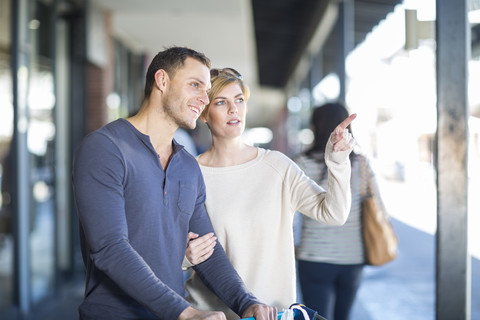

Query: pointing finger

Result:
[336,113,357,132]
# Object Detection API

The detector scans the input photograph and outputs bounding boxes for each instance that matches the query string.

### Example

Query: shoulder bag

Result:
[360,156,398,266]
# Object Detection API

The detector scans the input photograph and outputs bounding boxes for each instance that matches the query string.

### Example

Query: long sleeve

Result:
[290,136,352,225]
[294,151,365,264]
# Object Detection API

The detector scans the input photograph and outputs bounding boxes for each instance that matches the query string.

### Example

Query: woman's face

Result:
[203,82,247,139]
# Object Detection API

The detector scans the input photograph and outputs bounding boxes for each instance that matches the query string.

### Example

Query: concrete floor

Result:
[33,217,479,320]
[351,218,479,320]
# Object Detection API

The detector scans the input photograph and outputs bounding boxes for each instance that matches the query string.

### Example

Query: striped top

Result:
[294,152,378,265]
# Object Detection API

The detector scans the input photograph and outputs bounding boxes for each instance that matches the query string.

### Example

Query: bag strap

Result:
[361,157,390,219]
[359,155,368,199]
[289,304,310,320]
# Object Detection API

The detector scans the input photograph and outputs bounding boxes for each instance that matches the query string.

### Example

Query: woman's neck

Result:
[199,137,257,167]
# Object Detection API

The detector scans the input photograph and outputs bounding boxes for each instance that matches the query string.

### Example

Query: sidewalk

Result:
[36,221,479,320]
[41,218,479,320]
[351,218,480,320]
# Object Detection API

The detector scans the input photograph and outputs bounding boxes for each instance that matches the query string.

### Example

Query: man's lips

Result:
[189,105,202,115]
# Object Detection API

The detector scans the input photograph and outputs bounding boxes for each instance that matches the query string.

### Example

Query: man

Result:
[72,47,276,320]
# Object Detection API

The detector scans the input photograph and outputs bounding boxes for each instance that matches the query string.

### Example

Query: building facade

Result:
[0,0,144,318]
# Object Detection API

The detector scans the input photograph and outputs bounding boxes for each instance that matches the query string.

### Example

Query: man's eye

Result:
[191,82,199,88]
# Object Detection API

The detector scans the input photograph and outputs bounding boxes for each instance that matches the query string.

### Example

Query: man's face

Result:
[162,58,211,130]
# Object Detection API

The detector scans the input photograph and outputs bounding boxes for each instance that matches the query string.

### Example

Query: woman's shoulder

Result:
[260,148,302,173]
[262,148,290,162]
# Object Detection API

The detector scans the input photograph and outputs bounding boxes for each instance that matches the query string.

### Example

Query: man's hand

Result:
[178,307,226,320]
[331,113,357,152]
[186,232,216,265]
[241,303,277,320]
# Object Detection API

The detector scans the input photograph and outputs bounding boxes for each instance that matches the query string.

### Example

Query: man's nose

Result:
[199,91,209,106]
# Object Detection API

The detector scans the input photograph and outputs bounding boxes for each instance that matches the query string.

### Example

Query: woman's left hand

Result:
[331,113,357,152]
[185,232,217,266]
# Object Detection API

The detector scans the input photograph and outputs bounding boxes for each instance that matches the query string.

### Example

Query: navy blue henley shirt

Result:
[72,119,259,319]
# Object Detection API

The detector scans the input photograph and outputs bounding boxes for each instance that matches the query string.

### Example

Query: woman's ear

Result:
[154,69,168,93]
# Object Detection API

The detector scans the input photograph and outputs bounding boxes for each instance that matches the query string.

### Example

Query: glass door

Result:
[27,0,56,304]
[0,0,14,313]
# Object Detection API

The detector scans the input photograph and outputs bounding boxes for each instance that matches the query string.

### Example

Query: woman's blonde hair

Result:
[202,68,250,119]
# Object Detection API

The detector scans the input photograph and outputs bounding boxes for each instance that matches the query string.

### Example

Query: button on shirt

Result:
[72,119,259,320]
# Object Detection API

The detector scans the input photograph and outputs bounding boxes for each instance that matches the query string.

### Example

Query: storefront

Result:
[0,0,147,317]
[0,0,85,317]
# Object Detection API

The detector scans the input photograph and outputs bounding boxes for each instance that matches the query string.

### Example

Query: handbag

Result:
[242,303,327,320]
[359,156,398,266]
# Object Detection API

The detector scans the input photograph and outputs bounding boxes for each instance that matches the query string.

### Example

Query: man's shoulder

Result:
[75,119,130,157]
[84,119,132,144]
[95,118,131,138]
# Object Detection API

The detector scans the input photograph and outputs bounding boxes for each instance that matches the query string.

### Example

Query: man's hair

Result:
[144,46,211,99]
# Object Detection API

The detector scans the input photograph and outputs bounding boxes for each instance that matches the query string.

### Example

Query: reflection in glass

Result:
[28,1,56,304]
[0,0,13,309]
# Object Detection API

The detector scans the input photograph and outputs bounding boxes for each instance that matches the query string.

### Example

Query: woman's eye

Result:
[235,98,244,103]
[214,100,225,106]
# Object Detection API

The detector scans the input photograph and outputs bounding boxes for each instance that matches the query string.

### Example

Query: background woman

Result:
[294,102,386,320]
[184,69,356,319]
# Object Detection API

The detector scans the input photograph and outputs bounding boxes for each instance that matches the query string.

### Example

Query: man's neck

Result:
[127,103,177,157]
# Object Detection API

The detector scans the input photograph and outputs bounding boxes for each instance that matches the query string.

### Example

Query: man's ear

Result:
[154,69,168,93]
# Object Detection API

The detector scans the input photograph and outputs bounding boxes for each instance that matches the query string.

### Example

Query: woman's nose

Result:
[228,102,238,113]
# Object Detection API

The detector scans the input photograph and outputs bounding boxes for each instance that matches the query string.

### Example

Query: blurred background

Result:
[0,0,479,319]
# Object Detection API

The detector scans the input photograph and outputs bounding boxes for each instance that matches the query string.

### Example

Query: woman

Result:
[184,68,356,319]
[294,102,385,320]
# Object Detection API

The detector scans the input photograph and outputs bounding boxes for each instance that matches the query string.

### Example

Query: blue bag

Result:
[241,303,327,320]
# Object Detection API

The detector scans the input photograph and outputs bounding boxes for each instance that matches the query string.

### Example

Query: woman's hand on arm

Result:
[185,232,217,266]
[331,113,357,152]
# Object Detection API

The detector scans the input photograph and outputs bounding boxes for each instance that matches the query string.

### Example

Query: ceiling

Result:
[90,0,402,126]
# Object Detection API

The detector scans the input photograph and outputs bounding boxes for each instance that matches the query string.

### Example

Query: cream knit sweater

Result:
[185,138,352,319]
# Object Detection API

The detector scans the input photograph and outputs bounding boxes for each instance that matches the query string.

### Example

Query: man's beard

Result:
[162,92,197,130]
